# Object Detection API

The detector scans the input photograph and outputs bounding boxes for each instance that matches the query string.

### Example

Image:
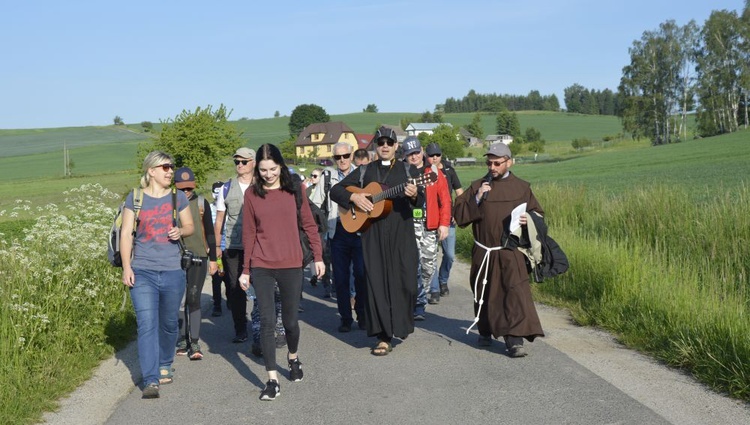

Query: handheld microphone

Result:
[481,172,493,201]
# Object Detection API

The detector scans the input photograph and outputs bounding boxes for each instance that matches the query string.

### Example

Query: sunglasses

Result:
[234,159,252,166]
[333,153,351,160]
[429,153,441,158]
[154,163,175,171]
[311,174,320,178]
[486,158,510,167]
[376,139,396,147]
[179,187,193,192]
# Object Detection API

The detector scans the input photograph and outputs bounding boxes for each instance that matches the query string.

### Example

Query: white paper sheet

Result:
[509,202,527,234]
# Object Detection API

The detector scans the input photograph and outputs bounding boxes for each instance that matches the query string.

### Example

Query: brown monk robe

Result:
[453,170,545,344]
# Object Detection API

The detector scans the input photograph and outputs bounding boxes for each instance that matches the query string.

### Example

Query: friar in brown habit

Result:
[453,142,544,358]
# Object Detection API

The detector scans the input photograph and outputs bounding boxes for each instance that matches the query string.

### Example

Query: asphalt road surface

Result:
[44,258,749,425]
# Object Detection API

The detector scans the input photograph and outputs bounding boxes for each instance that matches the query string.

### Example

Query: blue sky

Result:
[0,0,744,129]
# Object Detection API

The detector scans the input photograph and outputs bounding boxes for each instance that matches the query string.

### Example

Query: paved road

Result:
[45,259,749,425]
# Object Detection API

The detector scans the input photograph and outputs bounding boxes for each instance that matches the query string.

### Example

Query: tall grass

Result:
[458,181,750,399]
[0,184,136,425]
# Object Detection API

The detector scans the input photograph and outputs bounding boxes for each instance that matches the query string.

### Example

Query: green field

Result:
[0,111,631,182]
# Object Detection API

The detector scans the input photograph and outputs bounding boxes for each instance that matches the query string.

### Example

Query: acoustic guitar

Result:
[339,171,438,233]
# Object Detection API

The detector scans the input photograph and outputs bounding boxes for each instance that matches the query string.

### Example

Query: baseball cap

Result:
[174,167,196,189]
[425,143,442,156]
[233,147,256,159]
[485,143,512,158]
[211,181,224,196]
[374,126,397,141]
[402,136,422,156]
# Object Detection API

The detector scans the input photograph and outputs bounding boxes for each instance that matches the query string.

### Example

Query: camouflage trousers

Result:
[250,284,284,345]
[414,220,439,307]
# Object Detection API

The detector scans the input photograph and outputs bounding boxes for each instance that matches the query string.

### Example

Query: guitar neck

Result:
[372,181,409,204]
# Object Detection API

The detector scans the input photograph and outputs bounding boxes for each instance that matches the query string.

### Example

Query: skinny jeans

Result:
[252,267,303,372]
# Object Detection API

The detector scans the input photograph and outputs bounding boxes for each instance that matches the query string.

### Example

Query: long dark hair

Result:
[252,143,296,198]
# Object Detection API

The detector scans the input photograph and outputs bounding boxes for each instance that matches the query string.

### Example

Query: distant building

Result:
[405,122,452,137]
[459,128,482,147]
[485,134,513,145]
[295,121,358,160]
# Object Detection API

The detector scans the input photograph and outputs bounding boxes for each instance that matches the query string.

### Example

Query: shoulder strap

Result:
[132,188,143,232]
[222,180,232,200]
[197,195,205,216]
[358,164,368,188]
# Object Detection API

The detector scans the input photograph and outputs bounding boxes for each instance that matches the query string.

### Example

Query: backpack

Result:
[108,188,144,267]
[293,183,328,235]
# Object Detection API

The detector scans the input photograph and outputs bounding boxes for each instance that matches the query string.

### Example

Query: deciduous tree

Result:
[138,104,242,186]
[289,104,329,137]
[423,124,463,160]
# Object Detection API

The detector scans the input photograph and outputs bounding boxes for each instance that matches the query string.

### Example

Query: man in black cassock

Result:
[330,126,423,356]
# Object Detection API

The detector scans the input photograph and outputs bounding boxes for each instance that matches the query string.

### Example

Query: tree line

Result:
[440,89,560,113]
[619,3,750,144]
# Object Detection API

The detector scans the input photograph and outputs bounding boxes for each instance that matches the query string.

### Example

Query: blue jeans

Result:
[130,268,186,386]
[330,222,366,325]
[430,224,456,293]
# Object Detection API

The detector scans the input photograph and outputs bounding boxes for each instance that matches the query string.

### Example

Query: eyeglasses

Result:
[333,153,351,160]
[376,139,396,147]
[429,153,441,158]
[153,163,175,171]
[234,159,252,166]
[486,158,510,167]
[311,174,320,178]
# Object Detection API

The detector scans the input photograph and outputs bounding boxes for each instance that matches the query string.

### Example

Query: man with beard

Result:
[453,143,544,358]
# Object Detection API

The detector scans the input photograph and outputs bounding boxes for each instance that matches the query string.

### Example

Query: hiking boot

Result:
[428,292,440,305]
[508,345,528,358]
[188,340,203,360]
[477,335,492,347]
[141,383,159,399]
[504,336,528,358]
[440,284,450,296]
[175,338,188,356]
[288,357,304,382]
[211,305,222,317]
[259,380,280,401]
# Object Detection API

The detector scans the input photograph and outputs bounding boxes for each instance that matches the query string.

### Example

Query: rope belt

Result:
[466,240,504,334]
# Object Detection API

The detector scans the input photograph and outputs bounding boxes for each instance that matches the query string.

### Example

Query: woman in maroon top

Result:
[239,143,324,401]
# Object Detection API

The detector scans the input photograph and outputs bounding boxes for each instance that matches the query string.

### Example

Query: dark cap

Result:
[374,126,397,142]
[485,143,512,158]
[425,142,442,156]
[174,167,196,189]
[402,136,422,156]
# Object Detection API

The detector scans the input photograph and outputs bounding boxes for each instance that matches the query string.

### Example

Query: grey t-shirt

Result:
[125,190,189,271]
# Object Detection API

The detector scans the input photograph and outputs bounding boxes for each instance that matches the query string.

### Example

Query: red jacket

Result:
[423,166,452,230]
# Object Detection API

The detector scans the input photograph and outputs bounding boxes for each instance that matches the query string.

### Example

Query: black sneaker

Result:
[232,333,248,343]
[428,292,440,305]
[288,358,304,382]
[211,305,222,317]
[440,284,450,296]
[251,342,263,357]
[338,322,352,333]
[259,380,280,401]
